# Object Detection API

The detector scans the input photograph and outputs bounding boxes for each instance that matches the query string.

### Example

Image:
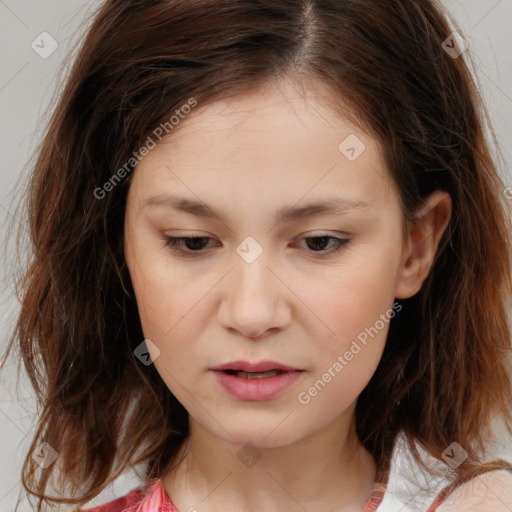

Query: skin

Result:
[439,470,512,511]
[124,75,452,512]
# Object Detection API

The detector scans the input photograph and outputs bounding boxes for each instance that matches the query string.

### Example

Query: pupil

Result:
[186,237,208,250]
[307,236,329,251]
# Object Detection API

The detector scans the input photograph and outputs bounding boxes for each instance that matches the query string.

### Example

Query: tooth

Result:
[234,370,281,379]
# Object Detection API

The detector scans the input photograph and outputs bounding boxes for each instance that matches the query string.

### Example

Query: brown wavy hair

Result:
[2,0,512,510]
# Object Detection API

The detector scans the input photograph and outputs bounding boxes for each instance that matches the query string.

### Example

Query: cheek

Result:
[125,234,193,343]
[127,260,208,400]
[300,243,401,393]
[296,274,394,415]
[131,269,208,354]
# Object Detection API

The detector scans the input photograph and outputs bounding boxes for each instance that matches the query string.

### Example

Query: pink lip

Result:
[209,360,300,372]
[209,360,304,401]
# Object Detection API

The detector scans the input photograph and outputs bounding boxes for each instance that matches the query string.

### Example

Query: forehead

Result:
[165,77,364,151]
[129,78,396,217]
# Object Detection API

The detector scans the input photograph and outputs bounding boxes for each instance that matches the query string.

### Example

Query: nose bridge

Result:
[232,235,274,296]
[234,250,272,298]
[218,241,289,338]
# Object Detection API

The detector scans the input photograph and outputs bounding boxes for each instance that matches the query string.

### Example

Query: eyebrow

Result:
[142,193,371,225]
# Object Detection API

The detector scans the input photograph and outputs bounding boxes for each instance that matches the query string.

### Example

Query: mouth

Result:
[222,369,285,379]
[209,360,304,401]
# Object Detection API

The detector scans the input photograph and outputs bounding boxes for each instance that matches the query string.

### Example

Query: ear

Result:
[395,190,452,299]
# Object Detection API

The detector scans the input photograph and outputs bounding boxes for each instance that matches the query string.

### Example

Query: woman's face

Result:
[124,77,411,448]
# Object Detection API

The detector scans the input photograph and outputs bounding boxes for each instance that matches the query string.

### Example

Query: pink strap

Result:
[361,483,387,511]
[425,487,450,512]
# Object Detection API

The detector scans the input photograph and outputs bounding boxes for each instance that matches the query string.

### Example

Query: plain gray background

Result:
[0,1,511,511]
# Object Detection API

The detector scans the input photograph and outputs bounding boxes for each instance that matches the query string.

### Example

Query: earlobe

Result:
[395,190,452,299]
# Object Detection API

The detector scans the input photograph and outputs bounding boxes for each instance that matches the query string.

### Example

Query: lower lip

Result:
[211,370,303,401]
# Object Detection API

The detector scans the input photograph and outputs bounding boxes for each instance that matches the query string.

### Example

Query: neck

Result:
[162,406,378,512]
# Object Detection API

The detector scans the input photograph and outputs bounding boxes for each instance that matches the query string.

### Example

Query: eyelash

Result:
[162,235,350,257]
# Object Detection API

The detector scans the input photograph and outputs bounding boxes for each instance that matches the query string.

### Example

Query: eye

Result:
[162,234,350,257]
[295,235,350,255]
[163,236,218,254]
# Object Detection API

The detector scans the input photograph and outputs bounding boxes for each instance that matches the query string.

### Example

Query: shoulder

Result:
[437,469,512,511]
[80,487,143,512]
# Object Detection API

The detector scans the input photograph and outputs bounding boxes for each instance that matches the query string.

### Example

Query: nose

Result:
[217,252,291,339]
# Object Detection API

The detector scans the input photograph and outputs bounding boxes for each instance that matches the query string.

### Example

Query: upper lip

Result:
[209,360,301,372]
